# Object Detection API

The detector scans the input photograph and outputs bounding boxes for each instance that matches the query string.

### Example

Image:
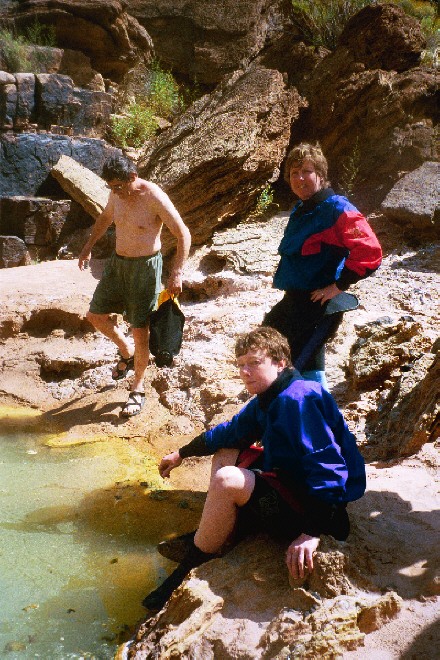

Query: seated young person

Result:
[143,327,366,611]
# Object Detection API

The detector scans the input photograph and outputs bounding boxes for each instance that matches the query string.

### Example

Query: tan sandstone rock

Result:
[51,155,109,219]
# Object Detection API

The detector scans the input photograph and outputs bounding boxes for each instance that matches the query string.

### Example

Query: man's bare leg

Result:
[86,311,133,360]
[122,326,150,415]
[194,448,255,554]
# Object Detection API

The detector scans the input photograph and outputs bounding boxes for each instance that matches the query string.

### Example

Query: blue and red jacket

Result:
[273,188,382,291]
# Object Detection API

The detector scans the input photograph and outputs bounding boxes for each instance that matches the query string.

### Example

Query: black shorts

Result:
[236,472,350,543]
[236,472,305,542]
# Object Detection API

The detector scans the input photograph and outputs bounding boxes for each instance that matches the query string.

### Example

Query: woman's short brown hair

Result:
[235,327,292,366]
[284,142,329,187]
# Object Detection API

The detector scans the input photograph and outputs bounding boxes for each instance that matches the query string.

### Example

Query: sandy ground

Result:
[0,222,439,658]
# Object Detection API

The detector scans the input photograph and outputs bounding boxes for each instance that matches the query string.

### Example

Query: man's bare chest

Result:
[114,198,160,235]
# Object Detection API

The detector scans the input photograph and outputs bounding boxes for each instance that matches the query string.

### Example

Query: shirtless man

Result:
[78,154,191,417]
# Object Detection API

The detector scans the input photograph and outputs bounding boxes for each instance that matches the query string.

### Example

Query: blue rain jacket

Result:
[204,376,366,505]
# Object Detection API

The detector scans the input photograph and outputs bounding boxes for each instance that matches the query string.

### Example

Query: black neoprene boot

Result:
[142,541,216,611]
[157,530,196,563]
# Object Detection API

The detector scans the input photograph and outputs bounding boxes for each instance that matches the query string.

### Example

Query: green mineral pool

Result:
[0,406,202,659]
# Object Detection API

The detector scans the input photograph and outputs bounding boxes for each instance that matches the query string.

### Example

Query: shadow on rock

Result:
[348,488,439,599]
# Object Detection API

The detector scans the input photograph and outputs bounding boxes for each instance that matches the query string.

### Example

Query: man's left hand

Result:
[310,283,340,305]
[286,533,320,579]
[167,272,183,297]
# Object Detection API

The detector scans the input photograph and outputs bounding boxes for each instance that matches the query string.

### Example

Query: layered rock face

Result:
[139,64,303,250]
[0,71,112,135]
[127,0,293,84]
[1,0,153,80]
[289,3,438,207]
[0,134,118,264]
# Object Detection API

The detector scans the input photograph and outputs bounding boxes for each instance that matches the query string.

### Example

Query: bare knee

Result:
[211,465,244,494]
[210,465,255,506]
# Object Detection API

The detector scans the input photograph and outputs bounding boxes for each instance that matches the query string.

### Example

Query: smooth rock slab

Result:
[381,161,439,232]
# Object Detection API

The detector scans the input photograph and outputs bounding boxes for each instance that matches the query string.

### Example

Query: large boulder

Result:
[381,161,439,234]
[51,155,110,219]
[338,2,426,72]
[1,0,153,81]
[368,350,439,459]
[127,0,295,85]
[124,535,402,659]
[290,4,438,209]
[139,64,303,250]
[0,235,31,267]
[0,133,118,197]
[347,317,432,388]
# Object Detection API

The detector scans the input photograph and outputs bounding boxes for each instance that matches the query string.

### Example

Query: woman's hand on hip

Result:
[311,283,341,305]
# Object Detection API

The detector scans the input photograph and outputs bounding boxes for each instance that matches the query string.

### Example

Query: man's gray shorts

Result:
[89,252,162,328]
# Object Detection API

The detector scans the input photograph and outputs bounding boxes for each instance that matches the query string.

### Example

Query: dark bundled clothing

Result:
[179,369,366,540]
[263,289,342,371]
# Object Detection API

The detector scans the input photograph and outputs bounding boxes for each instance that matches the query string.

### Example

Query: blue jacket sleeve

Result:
[204,398,262,453]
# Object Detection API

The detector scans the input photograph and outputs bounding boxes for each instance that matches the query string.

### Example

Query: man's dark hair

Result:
[101,154,137,182]
[235,327,292,366]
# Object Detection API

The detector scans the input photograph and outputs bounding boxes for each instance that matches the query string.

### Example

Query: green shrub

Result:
[148,60,183,117]
[110,59,194,148]
[252,184,277,217]
[291,0,371,49]
[24,19,56,47]
[0,20,57,72]
[291,0,438,50]
[0,27,30,71]
[110,103,159,149]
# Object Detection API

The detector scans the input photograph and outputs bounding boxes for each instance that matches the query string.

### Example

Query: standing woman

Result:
[264,143,382,388]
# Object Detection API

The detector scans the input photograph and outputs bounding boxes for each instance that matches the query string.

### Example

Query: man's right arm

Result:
[78,200,114,270]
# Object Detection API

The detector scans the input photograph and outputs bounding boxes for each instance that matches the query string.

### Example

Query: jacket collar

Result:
[294,187,335,215]
[257,367,303,411]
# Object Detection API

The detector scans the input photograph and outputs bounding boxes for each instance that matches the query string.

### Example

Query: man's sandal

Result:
[112,354,134,380]
[120,391,145,418]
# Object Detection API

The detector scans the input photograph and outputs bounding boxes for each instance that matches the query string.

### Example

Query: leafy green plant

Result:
[147,60,183,117]
[252,184,278,217]
[0,19,57,72]
[25,19,56,47]
[110,59,196,148]
[110,102,159,149]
